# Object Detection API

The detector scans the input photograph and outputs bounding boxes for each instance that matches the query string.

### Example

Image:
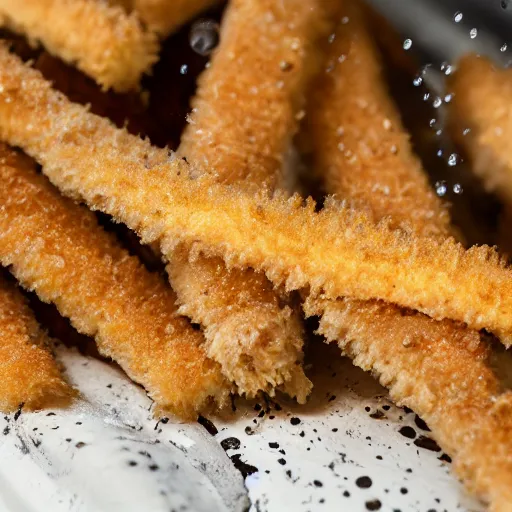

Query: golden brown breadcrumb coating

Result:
[0,274,72,412]
[304,297,512,511]
[114,0,219,36]
[0,145,229,418]
[169,0,330,400]
[448,54,512,206]
[2,49,512,345]
[0,0,159,91]
[302,4,512,507]
[180,0,328,187]
[304,1,450,239]
[168,250,309,400]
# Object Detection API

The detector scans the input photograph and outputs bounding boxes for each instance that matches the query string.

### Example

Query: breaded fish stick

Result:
[3,50,512,346]
[305,297,512,511]
[170,0,329,399]
[0,274,72,412]
[303,2,512,508]
[0,0,158,91]
[305,7,449,238]
[0,145,229,418]
[114,0,219,37]
[180,0,328,187]
[449,54,512,206]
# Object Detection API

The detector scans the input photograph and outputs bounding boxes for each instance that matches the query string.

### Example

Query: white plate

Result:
[0,342,483,512]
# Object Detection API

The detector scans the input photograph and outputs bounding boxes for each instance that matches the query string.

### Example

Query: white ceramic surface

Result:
[0,341,486,512]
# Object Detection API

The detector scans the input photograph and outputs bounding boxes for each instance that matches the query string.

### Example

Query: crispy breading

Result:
[0,275,72,412]
[304,296,512,511]
[168,0,330,399]
[302,3,512,507]
[304,2,450,239]
[180,0,328,187]
[168,250,309,400]
[448,54,512,206]
[114,0,219,36]
[0,0,159,91]
[0,145,229,418]
[2,50,512,345]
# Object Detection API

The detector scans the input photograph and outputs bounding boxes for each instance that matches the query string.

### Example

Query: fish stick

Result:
[0,0,159,91]
[2,50,512,346]
[0,274,72,412]
[179,0,328,187]
[304,296,512,511]
[448,54,512,206]
[169,0,329,399]
[302,2,512,508]
[0,145,229,419]
[304,6,449,238]
[113,0,219,37]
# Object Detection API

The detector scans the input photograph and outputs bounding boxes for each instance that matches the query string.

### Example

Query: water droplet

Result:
[189,19,220,56]
[501,43,508,52]
[454,11,463,22]
[180,64,188,75]
[463,128,471,136]
[403,39,412,50]
[470,28,478,39]
[433,97,442,108]
[423,92,430,101]
[444,94,453,103]
[429,118,437,128]
[435,181,447,197]
[413,76,423,86]
[328,33,336,44]
[453,183,463,194]
[447,153,458,166]
[341,16,349,24]
[437,149,443,157]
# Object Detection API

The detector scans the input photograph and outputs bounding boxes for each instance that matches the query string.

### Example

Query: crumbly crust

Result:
[0,49,512,346]
[0,274,72,412]
[0,0,158,91]
[0,145,229,418]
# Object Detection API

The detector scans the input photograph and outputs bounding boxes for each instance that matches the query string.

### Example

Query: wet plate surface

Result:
[0,343,482,512]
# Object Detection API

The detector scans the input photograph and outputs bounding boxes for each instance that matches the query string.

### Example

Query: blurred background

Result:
[368,0,511,87]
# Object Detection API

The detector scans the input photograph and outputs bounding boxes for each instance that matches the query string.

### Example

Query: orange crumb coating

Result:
[2,50,512,345]
[304,297,512,511]
[448,54,512,206]
[180,0,329,188]
[305,5,512,508]
[0,0,159,91]
[0,275,72,412]
[167,250,309,401]
[306,0,450,239]
[0,146,229,418]
[118,0,219,37]
[169,0,331,399]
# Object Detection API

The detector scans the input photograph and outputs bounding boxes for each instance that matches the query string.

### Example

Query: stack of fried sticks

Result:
[1,0,512,509]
